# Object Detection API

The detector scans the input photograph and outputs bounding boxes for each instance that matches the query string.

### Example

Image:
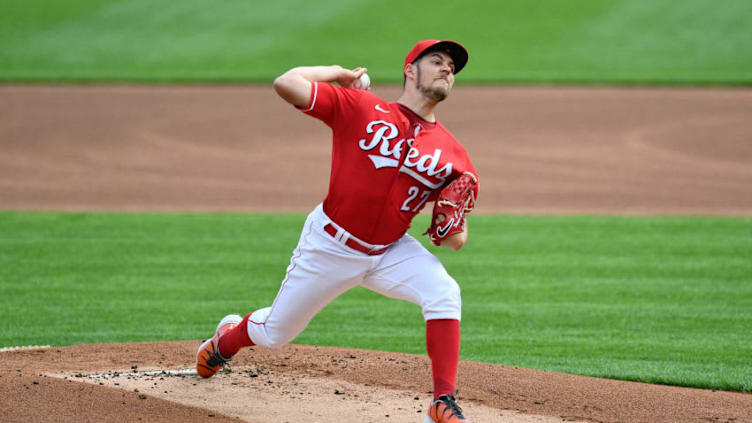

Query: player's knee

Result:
[422,281,462,320]
[446,281,461,304]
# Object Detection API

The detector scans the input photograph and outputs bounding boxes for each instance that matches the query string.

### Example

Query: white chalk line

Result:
[0,345,51,352]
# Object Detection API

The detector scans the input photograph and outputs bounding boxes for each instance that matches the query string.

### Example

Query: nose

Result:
[440,63,454,75]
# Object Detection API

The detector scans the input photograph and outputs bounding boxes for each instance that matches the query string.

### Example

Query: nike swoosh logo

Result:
[374,104,390,113]
[436,218,455,238]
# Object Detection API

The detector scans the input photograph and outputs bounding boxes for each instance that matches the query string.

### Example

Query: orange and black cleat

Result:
[425,394,470,423]
[196,314,242,378]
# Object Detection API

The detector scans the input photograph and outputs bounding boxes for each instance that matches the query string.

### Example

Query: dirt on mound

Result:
[2,342,751,423]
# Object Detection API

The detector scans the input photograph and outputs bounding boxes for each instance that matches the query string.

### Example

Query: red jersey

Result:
[300,82,479,245]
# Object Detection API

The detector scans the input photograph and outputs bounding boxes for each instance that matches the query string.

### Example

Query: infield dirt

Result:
[1,85,751,422]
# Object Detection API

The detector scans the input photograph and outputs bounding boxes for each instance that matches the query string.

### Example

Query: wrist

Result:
[440,231,467,250]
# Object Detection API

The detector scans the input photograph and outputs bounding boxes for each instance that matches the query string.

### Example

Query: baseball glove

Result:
[424,172,477,246]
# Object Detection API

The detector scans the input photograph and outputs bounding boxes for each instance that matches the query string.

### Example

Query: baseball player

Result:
[196,40,479,423]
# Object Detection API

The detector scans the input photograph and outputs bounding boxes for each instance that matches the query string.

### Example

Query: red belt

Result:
[323,224,390,256]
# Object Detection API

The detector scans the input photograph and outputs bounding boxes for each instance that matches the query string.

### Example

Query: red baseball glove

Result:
[424,172,477,246]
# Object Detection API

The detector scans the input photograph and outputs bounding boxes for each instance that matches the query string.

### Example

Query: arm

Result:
[273,66,368,108]
[440,219,468,251]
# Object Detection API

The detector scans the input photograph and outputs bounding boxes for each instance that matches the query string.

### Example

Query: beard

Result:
[416,67,449,102]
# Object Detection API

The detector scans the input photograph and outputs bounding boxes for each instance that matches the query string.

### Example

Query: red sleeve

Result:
[297,82,362,128]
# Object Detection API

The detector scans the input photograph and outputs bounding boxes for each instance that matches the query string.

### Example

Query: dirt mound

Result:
[2,342,751,422]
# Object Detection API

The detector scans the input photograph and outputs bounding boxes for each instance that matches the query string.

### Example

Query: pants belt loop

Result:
[334,227,346,242]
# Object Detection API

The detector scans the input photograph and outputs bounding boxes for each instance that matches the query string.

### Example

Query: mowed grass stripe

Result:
[0,211,750,392]
[1,0,751,83]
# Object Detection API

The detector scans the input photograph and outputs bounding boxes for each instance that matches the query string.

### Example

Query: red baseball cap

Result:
[404,40,469,75]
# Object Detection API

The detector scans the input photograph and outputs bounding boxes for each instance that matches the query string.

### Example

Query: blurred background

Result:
[2,0,751,84]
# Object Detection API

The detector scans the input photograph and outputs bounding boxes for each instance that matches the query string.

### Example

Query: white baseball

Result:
[353,73,370,90]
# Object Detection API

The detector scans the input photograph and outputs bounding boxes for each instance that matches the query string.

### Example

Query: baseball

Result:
[353,73,370,90]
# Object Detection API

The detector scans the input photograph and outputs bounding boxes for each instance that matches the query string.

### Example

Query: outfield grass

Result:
[1,0,751,84]
[1,211,750,392]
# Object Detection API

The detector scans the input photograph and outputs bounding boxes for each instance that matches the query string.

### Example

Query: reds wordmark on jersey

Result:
[300,82,479,245]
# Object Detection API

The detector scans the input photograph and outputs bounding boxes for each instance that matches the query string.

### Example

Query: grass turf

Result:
[1,0,751,84]
[1,211,750,392]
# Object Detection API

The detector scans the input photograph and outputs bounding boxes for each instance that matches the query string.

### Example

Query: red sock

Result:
[426,319,460,400]
[218,312,255,358]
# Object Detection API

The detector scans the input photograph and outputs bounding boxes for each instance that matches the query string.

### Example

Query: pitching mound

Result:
[2,342,751,422]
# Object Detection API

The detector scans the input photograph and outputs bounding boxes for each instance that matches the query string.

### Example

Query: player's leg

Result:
[200,208,367,378]
[217,206,372,355]
[362,234,462,400]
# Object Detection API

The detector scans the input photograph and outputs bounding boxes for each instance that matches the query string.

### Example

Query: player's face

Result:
[415,52,455,102]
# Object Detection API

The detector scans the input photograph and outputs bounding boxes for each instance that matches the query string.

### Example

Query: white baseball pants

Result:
[247,204,462,348]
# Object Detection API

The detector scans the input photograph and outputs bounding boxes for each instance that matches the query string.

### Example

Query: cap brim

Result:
[420,40,469,74]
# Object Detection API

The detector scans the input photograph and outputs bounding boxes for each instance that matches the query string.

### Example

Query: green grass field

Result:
[1,211,750,392]
[1,0,751,84]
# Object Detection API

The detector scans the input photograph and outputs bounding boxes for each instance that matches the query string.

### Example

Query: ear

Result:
[404,62,417,81]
